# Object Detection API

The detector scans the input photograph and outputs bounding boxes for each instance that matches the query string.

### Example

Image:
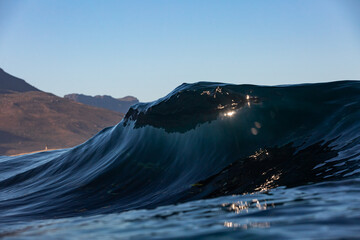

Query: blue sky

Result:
[0,0,359,101]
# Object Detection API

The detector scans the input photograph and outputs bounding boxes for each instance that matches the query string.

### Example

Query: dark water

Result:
[1,81,360,239]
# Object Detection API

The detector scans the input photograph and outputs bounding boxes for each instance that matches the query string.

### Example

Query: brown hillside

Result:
[0,91,123,155]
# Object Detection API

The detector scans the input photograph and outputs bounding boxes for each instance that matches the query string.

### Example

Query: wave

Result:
[1,81,360,223]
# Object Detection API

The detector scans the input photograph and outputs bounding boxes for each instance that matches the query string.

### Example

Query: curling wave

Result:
[1,81,360,224]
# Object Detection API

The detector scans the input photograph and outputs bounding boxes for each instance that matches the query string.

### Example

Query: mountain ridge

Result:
[64,93,139,114]
[0,68,40,93]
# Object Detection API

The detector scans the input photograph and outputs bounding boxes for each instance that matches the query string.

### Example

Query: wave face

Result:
[1,81,360,238]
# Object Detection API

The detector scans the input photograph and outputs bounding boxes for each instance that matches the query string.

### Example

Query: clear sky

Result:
[0,0,359,102]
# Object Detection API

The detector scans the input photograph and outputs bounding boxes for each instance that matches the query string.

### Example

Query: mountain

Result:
[0,68,40,93]
[64,93,139,114]
[0,69,123,155]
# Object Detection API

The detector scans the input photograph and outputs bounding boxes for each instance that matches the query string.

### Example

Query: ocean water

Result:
[1,81,360,239]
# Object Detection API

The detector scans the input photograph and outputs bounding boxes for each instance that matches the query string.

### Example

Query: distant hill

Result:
[0,68,40,93]
[0,69,123,155]
[64,93,139,114]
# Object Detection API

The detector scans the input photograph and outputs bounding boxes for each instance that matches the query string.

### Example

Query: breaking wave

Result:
[1,81,360,228]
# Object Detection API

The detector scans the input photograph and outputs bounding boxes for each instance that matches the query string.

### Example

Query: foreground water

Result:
[1,81,360,239]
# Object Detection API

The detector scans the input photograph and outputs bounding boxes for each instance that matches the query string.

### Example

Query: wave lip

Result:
[123,82,259,132]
